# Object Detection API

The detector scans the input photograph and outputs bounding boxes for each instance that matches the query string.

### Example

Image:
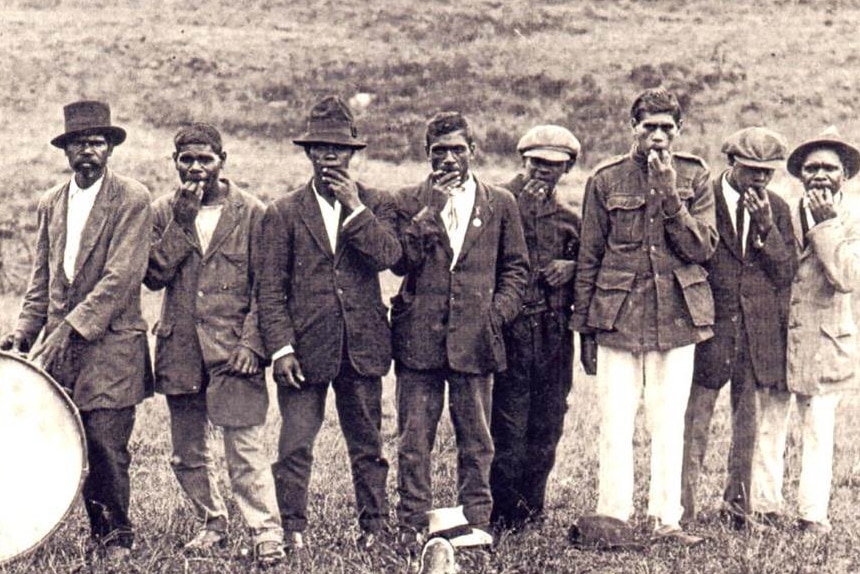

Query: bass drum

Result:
[0,350,87,565]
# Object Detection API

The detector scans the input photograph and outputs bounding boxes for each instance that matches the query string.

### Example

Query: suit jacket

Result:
[786,195,860,395]
[692,173,797,390]
[15,169,154,411]
[391,175,529,374]
[257,181,401,385]
[145,181,268,426]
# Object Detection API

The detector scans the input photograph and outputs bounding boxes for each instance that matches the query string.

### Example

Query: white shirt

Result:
[271,181,365,361]
[195,204,224,254]
[64,175,103,281]
[442,174,476,270]
[721,175,749,255]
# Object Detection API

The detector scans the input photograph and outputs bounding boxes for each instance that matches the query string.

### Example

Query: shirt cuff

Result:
[272,345,295,362]
[342,204,366,226]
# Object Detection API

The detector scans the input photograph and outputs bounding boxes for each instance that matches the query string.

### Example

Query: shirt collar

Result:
[721,173,741,200]
[69,175,104,198]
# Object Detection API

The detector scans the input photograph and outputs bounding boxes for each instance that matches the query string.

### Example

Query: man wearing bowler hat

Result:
[489,125,581,531]
[1,101,153,562]
[749,127,860,534]
[257,95,401,550]
[681,127,798,527]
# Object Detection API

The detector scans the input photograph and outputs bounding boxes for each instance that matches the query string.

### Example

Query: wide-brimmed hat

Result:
[425,506,492,548]
[50,100,126,148]
[721,127,787,169]
[293,95,367,149]
[517,124,581,162]
[787,126,860,179]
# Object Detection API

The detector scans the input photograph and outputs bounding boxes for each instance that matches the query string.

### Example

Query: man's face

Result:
[304,143,355,175]
[174,143,225,185]
[632,112,679,155]
[427,130,474,181]
[64,134,112,175]
[730,162,775,192]
[524,156,571,191]
[800,148,845,194]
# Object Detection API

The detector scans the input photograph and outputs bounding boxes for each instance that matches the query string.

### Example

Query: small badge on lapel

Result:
[472,218,482,228]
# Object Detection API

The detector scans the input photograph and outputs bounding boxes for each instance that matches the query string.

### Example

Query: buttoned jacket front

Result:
[692,173,797,390]
[391,175,529,374]
[571,150,718,351]
[16,169,154,411]
[257,181,401,385]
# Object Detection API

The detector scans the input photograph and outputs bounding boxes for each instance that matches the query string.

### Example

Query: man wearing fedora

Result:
[681,127,798,527]
[1,101,153,561]
[749,127,860,534]
[145,124,285,565]
[257,95,401,550]
[489,124,581,531]
[391,111,528,546]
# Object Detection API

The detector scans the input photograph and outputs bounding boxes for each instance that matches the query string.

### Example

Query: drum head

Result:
[0,351,87,565]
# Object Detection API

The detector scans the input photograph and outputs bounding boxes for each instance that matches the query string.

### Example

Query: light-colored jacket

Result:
[787,196,860,395]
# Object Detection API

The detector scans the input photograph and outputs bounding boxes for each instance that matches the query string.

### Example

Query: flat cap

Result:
[721,127,787,169]
[517,125,581,162]
[787,126,860,179]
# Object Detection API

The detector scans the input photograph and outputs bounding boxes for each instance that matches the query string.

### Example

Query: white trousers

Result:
[595,344,695,528]
[750,388,842,524]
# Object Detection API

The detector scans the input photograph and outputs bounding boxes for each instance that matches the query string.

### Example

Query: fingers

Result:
[522,178,548,199]
[432,170,462,191]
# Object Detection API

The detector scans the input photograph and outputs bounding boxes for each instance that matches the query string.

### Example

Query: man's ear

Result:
[220,151,227,165]
[676,119,684,133]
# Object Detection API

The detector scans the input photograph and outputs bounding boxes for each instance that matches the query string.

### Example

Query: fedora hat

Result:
[787,126,860,179]
[425,506,493,548]
[721,127,787,170]
[293,95,367,149]
[51,100,126,148]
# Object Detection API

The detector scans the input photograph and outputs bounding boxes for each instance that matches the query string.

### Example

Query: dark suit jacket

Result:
[15,169,154,411]
[391,175,529,374]
[692,173,798,390]
[257,181,401,385]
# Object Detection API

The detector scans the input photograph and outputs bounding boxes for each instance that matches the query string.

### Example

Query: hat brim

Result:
[51,126,126,148]
[522,148,573,162]
[787,139,860,179]
[732,156,784,170]
[293,132,366,149]
[448,528,493,548]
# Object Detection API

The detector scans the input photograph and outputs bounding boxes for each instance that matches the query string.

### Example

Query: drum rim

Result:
[0,350,89,566]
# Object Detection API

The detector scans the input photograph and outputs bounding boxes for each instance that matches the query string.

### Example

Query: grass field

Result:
[3,0,860,572]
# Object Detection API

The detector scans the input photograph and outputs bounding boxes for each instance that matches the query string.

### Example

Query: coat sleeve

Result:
[340,187,402,271]
[753,195,798,289]
[570,175,607,334]
[64,185,153,342]
[491,191,529,325]
[663,165,719,264]
[15,196,51,344]
[807,212,860,293]
[240,202,267,360]
[143,197,197,291]
[257,203,297,357]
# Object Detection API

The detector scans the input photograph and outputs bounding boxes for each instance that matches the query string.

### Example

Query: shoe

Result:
[747,511,783,530]
[418,537,457,574]
[183,528,227,551]
[255,540,286,566]
[717,507,747,531]
[284,531,305,551]
[798,519,832,535]
[651,525,705,547]
[397,527,425,558]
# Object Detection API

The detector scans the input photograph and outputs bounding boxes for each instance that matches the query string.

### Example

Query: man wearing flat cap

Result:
[257,95,401,550]
[1,101,153,562]
[489,125,581,531]
[681,127,798,527]
[749,127,860,534]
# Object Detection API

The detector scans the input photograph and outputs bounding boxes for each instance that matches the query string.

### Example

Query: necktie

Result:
[445,193,459,233]
[736,193,745,255]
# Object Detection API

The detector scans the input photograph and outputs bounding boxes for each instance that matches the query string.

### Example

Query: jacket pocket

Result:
[819,321,857,383]
[587,268,637,331]
[674,264,714,327]
[607,194,646,244]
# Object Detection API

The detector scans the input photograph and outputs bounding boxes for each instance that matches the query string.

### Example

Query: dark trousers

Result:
[272,360,389,533]
[395,364,494,530]
[489,311,573,527]
[80,407,136,548]
[682,332,757,522]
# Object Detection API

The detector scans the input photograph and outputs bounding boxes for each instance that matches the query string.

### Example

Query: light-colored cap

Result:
[721,126,787,169]
[517,125,581,162]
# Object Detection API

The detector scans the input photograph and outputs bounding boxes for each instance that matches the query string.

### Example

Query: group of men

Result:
[3,86,858,567]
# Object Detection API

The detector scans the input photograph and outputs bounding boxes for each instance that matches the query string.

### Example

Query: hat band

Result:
[429,524,473,540]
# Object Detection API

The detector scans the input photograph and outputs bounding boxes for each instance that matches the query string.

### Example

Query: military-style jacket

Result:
[571,148,718,351]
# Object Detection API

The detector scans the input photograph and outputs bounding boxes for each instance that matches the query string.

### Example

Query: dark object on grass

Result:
[567,514,647,551]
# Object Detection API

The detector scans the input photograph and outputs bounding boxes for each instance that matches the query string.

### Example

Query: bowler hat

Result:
[517,125,581,162]
[787,126,860,179]
[425,506,493,548]
[51,100,126,148]
[293,95,367,149]
[721,127,787,169]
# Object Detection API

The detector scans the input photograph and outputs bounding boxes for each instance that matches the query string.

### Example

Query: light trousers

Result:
[750,388,842,524]
[596,344,695,528]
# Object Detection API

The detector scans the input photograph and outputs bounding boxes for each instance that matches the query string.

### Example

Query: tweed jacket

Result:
[15,169,153,411]
[145,181,268,426]
[786,195,860,395]
[692,173,798,390]
[257,181,401,385]
[571,149,718,352]
[391,175,529,374]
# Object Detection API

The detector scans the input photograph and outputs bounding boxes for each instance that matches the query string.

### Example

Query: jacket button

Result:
[197,291,204,297]
[337,288,344,295]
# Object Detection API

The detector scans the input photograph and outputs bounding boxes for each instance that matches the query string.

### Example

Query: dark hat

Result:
[721,127,787,169]
[51,100,126,148]
[517,125,581,162]
[293,95,366,149]
[787,126,860,179]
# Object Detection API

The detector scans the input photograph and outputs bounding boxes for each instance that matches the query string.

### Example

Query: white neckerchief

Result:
[442,174,476,269]
[64,175,104,280]
[721,174,749,255]
[195,204,224,254]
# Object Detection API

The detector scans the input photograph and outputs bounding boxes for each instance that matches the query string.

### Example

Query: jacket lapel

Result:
[52,181,71,286]
[454,179,493,269]
[72,171,112,281]
[299,181,335,260]
[714,178,743,261]
[417,178,454,261]
[791,200,812,259]
[201,184,242,262]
